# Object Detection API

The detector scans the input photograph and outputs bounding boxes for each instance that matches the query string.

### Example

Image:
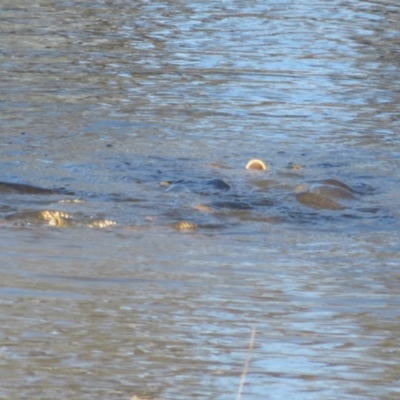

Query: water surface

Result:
[1,0,400,399]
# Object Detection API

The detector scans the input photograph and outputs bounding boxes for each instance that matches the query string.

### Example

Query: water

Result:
[1,0,400,398]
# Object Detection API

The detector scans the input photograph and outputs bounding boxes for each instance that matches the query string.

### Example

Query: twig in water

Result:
[236,326,256,400]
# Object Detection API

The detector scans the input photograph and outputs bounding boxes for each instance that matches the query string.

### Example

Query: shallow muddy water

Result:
[1,0,400,399]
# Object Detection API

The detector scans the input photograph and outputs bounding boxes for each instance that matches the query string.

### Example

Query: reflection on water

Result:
[1,0,400,399]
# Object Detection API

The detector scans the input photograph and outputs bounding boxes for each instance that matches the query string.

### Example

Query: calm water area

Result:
[1,0,400,398]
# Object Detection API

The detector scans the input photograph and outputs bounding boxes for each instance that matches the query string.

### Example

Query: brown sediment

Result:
[5,210,72,226]
[286,162,304,170]
[159,181,171,187]
[193,204,214,213]
[292,164,303,170]
[172,221,198,230]
[245,159,268,171]
[206,162,232,169]
[4,210,116,228]
[295,192,345,210]
[295,184,306,192]
[83,219,116,228]
[43,211,71,227]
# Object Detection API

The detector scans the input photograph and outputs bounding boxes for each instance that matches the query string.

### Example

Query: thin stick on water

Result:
[236,326,256,400]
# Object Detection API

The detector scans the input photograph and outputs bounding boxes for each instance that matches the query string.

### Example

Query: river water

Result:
[1,0,400,399]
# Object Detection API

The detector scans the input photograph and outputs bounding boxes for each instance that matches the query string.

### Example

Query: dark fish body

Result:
[0,182,57,195]
[309,184,356,200]
[295,192,345,210]
[318,179,354,193]
[206,178,231,191]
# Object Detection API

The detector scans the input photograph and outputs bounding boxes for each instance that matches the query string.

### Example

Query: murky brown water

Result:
[1,0,400,399]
